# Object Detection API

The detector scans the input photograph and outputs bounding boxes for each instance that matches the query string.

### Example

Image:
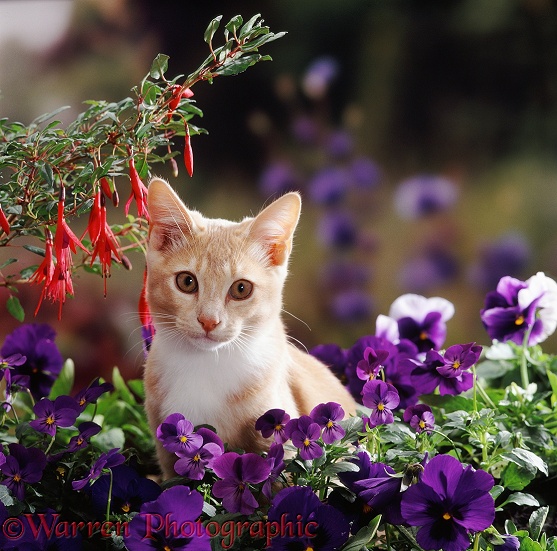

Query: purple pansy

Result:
[388,293,455,352]
[481,272,557,346]
[254,408,291,444]
[267,486,350,551]
[309,402,345,444]
[174,428,224,481]
[17,511,82,550]
[493,534,520,551]
[361,379,400,427]
[124,485,210,550]
[0,443,46,501]
[394,175,458,219]
[310,343,348,383]
[436,342,483,379]
[0,353,26,371]
[285,416,323,460]
[72,448,125,490]
[262,443,286,499]
[156,413,203,455]
[75,377,113,411]
[0,323,64,400]
[356,347,389,382]
[403,404,435,433]
[29,395,80,436]
[90,464,162,516]
[2,367,30,412]
[302,55,339,99]
[66,422,102,452]
[212,452,271,515]
[401,454,495,551]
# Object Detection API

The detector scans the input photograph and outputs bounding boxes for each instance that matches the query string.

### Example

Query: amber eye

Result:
[229,279,253,300]
[176,272,198,293]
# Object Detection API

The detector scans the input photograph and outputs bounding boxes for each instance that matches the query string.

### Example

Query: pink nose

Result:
[197,316,219,333]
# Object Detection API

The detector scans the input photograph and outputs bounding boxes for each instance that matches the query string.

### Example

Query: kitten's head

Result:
[145,178,301,351]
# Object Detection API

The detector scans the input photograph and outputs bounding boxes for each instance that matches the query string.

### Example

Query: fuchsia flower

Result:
[125,156,149,220]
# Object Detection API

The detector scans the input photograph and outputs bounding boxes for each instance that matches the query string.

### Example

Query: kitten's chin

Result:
[188,334,229,351]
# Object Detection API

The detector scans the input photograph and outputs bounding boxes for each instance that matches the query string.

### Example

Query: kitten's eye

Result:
[229,279,253,300]
[176,272,198,294]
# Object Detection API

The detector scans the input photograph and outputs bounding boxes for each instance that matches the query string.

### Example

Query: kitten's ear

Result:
[249,192,301,266]
[147,178,197,251]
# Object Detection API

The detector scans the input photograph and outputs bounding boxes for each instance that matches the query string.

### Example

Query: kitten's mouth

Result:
[190,333,228,350]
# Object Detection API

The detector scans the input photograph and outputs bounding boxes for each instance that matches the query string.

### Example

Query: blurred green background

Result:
[2,0,557,387]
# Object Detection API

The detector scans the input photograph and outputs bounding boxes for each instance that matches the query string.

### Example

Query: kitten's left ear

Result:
[249,192,301,266]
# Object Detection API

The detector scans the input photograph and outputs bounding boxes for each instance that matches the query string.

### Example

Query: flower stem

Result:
[473,531,480,551]
[520,326,534,388]
[106,469,114,522]
[44,433,56,455]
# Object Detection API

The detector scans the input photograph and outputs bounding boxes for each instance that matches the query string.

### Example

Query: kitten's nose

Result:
[197,315,220,333]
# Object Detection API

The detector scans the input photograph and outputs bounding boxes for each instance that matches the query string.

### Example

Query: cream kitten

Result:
[143,178,357,479]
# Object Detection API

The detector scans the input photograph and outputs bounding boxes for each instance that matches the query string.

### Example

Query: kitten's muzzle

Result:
[197,315,220,333]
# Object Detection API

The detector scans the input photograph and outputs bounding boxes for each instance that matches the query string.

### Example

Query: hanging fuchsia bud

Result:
[184,123,194,177]
[125,156,149,220]
[0,205,10,236]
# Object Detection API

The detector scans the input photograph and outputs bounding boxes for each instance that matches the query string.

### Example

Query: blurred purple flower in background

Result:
[310,343,347,383]
[309,167,348,205]
[399,248,459,293]
[349,156,382,189]
[302,56,339,99]
[290,115,319,145]
[326,129,354,159]
[330,289,373,323]
[0,323,63,400]
[469,232,531,290]
[394,175,458,219]
[258,161,301,198]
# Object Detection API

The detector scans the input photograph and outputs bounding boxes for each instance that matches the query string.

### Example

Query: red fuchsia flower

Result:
[125,156,149,220]
[29,229,55,316]
[86,191,122,296]
[139,267,155,355]
[0,204,10,235]
[45,187,89,318]
[166,84,194,121]
[184,122,194,177]
[100,177,118,206]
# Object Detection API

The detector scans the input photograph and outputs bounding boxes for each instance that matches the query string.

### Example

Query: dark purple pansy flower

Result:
[72,448,125,490]
[0,443,46,500]
[401,454,495,551]
[329,451,378,534]
[330,289,373,323]
[317,210,358,249]
[156,413,203,455]
[308,167,348,205]
[29,395,80,437]
[437,343,482,379]
[356,347,389,382]
[74,377,113,411]
[262,443,286,499]
[91,464,162,516]
[403,404,435,434]
[0,353,26,371]
[124,485,210,550]
[309,402,345,444]
[267,486,350,551]
[2,367,30,412]
[480,272,557,346]
[361,379,400,427]
[174,428,224,481]
[394,175,458,219]
[66,422,102,453]
[18,511,82,550]
[212,452,271,515]
[493,534,520,551]
[310,343,348,383]
[285,415,323,460]
[354,461,406,525]
[255,408,291,444]
[388,294,455,352]
[0,323,63,400]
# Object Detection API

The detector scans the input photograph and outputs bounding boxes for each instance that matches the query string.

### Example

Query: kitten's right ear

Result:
[147,178,197,251]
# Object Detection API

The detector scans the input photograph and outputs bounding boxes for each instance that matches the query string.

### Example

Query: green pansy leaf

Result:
[529,506,549,542]
[340,516,381,551]
[92,427,125,452]
[501,448,548,476]
[0,486,14,507]
[521,536,543,551]
[48,359,75,399]
[499,492,540,509]
[501,461,535,491]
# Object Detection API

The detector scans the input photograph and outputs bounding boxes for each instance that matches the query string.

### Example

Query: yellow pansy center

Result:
[419,331,428,341]
[515,315,525,326]
[179,435,188,443]
[275,424,283,432]
[121,503,131,513]
[377,403,385,411]
[46,415,55,425]
[13,474,21,483]
[193,454,201,463]
[452,361,461,370]
[419,420,426,429]
[303,438,311,447]
[442,512,452,520]
[326,420,334,429]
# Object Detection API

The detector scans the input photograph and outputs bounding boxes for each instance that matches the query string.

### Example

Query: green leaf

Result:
[0,485,14,507]
[501,448,549,477]
[112,367,136,405]
[340,516,381,551]
[48,359,75,399]
[521,536,544,551]
[239,14,262,38]
[6,295,25,322]
[499,492,540,509]
[547,369,557,407]
[38,162,54,187]
[0,258,17,270]
[149,54,169,79]
[501,461,535,491]
[214,54,270,77]
[529,506,549,541]
[225,15,243,35]
[204,15,222,44]
[23,245,46,257]
[92,427,125,452]
[321,462,360,476]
